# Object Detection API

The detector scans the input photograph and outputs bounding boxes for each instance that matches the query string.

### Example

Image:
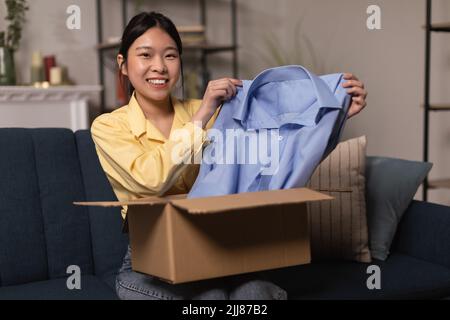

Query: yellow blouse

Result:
[91,92,220,219]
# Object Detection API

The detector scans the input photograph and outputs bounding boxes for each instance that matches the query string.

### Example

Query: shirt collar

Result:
[232,65,342,129]
[128,92,190,142]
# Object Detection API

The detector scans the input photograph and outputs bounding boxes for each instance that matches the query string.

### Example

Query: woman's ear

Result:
[117,54,128,76]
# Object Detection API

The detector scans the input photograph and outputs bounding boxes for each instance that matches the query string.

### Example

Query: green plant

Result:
[2,0,29,51]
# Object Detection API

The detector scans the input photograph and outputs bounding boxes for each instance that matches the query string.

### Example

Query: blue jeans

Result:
[115,245,287,300]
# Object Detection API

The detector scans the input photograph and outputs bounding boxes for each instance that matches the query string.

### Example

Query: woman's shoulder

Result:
[91,105,129,132]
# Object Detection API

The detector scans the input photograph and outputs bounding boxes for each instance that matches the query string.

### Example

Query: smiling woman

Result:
[90,11,286,300]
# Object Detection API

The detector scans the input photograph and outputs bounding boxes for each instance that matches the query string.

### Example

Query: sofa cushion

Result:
[306,136,371,263]
[74,130,128,277]
[261,252,450,299]
[0,275,118,300]
[0,128,93,286]
[100,271,119,291]
[365,157,432,261]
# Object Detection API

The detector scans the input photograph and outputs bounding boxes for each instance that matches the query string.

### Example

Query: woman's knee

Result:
[228,276,288,300]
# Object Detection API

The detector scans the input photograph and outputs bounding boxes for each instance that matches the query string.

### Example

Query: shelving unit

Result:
[423,0,450,200]
[95,0,238,114]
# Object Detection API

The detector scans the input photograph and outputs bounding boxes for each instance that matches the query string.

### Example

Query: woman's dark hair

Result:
[118,12,184,100]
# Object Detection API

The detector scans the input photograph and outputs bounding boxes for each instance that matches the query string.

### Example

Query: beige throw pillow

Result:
[306,136,371,263]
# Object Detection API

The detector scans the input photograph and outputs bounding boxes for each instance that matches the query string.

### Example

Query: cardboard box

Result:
[74,187,332,284]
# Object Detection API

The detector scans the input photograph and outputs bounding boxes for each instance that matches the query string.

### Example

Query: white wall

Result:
[2,0,450,204]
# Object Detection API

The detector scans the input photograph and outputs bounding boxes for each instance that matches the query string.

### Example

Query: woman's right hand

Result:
[192,78,242,128]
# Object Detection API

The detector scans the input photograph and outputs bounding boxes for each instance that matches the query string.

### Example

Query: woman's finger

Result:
[212,79,238,97]
[210,78,242,93]
[212,88,228,100]
[213,78,241,87]
[228,79,237,97]
[342,80,364,88]
[346,86,365,96]
[223,86,233,100]
[343,73,359,81]
[352,96,364,104]
[229,78,243,87]
[216,86,235,100]
[206,78,242,104]
[211,79,235,90]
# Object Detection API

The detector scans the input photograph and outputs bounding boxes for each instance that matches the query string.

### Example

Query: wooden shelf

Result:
[430,22,450,32]
[96,41,120,50]
[97,41,237,54]
[184,43,237,53]
[430,104,450,111]
[422,22,450,32]
[420,104,450,111]
[428,178,450,189]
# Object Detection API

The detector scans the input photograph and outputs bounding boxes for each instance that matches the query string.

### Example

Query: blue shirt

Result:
[188,65,351,198]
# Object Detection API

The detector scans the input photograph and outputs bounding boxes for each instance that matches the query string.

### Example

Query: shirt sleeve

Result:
[91,114,209,197]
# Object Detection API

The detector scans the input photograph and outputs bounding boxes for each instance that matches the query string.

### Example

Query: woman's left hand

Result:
[342,73,368,118]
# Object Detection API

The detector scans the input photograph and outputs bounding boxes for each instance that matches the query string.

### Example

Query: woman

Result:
[91,12,367,300]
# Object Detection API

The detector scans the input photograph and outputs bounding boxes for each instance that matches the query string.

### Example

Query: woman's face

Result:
[119,27,181,103]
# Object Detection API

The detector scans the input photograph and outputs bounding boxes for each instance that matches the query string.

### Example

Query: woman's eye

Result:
[166,54,177,59]
[140,53,151,58]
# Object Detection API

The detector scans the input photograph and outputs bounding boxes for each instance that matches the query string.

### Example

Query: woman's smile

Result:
[146,77,169,89]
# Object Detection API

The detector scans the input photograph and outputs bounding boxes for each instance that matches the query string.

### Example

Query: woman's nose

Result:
[150,57,167,73]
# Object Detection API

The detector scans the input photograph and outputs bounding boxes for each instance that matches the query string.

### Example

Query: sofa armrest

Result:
[392,200,450,269]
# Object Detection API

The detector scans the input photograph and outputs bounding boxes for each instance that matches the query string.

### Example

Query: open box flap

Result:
[168,187,333,214]
[73,193,191,208]
[73,195,171,207]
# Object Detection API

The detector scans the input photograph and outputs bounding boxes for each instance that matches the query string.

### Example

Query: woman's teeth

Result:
[147,79,167,85]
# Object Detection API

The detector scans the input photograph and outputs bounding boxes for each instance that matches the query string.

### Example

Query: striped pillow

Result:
[306,136,371,263]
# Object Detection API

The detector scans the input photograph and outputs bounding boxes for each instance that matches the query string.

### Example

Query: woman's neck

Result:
[135,92,173,119]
